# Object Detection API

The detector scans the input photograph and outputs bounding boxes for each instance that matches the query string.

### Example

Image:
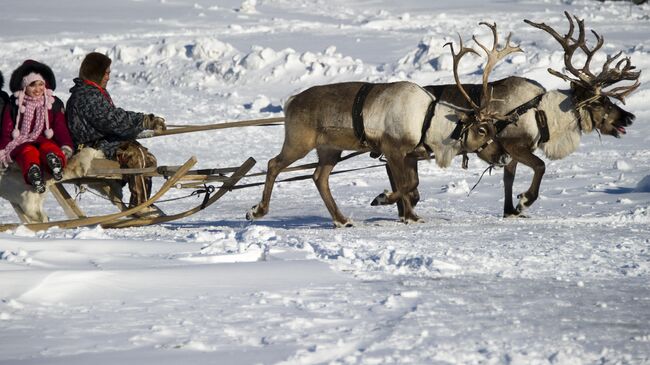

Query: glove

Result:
[143,114,167,131]
[62,146,74,160]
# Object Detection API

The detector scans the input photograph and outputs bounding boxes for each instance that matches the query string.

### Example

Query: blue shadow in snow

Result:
[161,215,337,230]
[243,102,283,113]
[602,187,636,194]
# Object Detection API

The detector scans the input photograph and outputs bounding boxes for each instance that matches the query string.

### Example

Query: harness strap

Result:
[472,93,546,153]
[450,121,465,140]
[495,93,545,134]
[417,99,437,154]
[352,83,375,147]
[505,93,544,118]
[475,139,494,153]
[535,110,550,143]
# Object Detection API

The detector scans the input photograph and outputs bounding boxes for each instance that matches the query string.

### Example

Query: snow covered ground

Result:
[1,0,650,364]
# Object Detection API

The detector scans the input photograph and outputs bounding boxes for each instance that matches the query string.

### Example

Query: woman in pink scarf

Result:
[0,60,73,193]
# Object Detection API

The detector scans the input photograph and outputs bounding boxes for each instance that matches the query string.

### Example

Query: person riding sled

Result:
[66,52,167,211]
[0,61,74,193]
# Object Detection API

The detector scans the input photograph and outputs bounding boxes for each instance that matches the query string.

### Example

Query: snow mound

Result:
[614,206,650,224]
[397,36,457,72]
[636,175,650,192]
[237,0,257,14]
[72,226,111,240]
[614,160,633,171]
[0,249,32,265]
[239,225,278,244]
[180,228,269,264]
[98,39,365,91]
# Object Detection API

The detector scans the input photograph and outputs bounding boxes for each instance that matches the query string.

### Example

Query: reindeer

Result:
[473,12,640,217]
[383,23,547,220]
[245,65,508,226]
[382,15,639,218]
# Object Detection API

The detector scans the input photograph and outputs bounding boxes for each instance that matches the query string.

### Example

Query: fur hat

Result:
[79,52,111,84]
[9,60,57,92]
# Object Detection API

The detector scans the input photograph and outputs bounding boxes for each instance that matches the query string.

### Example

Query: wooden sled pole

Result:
[146,117,284,138]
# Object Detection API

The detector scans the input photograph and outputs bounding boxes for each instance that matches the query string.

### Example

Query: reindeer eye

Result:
[478,126,488,136]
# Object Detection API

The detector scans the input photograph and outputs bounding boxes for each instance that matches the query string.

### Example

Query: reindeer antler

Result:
[473,22,523,109]
[445,23,523,121]
[525,11,641,103]
[445,35,481,113]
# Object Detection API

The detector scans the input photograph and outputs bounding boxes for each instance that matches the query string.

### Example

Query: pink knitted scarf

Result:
[0,90,54,166]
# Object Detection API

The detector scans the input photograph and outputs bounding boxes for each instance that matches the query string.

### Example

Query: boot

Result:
[46,152,63,181]
[28,165,46,194]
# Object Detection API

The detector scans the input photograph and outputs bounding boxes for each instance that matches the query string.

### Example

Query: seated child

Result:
[0,60,73,193]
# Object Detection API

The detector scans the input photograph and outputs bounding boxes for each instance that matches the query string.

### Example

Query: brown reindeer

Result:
[383,15,639,218]
[477,12,640,217]
[384,23,544,219]
[245,77,501,227]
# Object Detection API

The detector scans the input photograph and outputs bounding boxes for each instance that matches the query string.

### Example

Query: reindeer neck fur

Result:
[537,89,587,160]
[424,103,463,168]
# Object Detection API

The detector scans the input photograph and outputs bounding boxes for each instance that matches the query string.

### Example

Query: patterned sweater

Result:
[66,78,145,159]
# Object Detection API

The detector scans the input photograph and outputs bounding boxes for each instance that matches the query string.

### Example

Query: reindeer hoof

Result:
[334,220,354,228]
[371,190,390,206]
[246,205,263,221]
[400,215,424,224]
[516,194,531,212]
[504,206,530,218]
[503,212,529,219]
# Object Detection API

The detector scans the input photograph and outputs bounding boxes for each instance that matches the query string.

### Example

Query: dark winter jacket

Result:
[66,78,145,159]
[0,96,73,157]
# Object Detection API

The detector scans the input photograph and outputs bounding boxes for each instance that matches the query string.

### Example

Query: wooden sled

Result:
[0,155,256,232]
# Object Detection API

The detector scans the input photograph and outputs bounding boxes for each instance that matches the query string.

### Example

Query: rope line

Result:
[468,164,495,196]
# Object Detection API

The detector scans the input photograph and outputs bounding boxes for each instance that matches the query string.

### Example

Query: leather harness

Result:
[351,83,551,159]
[352,83,375,148]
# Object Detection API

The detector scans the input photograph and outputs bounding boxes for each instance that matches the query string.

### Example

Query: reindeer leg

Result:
[400,154,422,223]
[502,145,545,217]
[374,160,420,218]
[381,164,404,217]
[515,152,545,215]
[313,148,352,228]
[377,155,422,224]
[503,160,519,218]
[370,160,420,205]
[246,144,311,221]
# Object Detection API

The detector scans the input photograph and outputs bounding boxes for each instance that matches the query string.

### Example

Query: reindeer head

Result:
[525,12,640,138]
[455,112,497,152]
[445,22,523,152]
